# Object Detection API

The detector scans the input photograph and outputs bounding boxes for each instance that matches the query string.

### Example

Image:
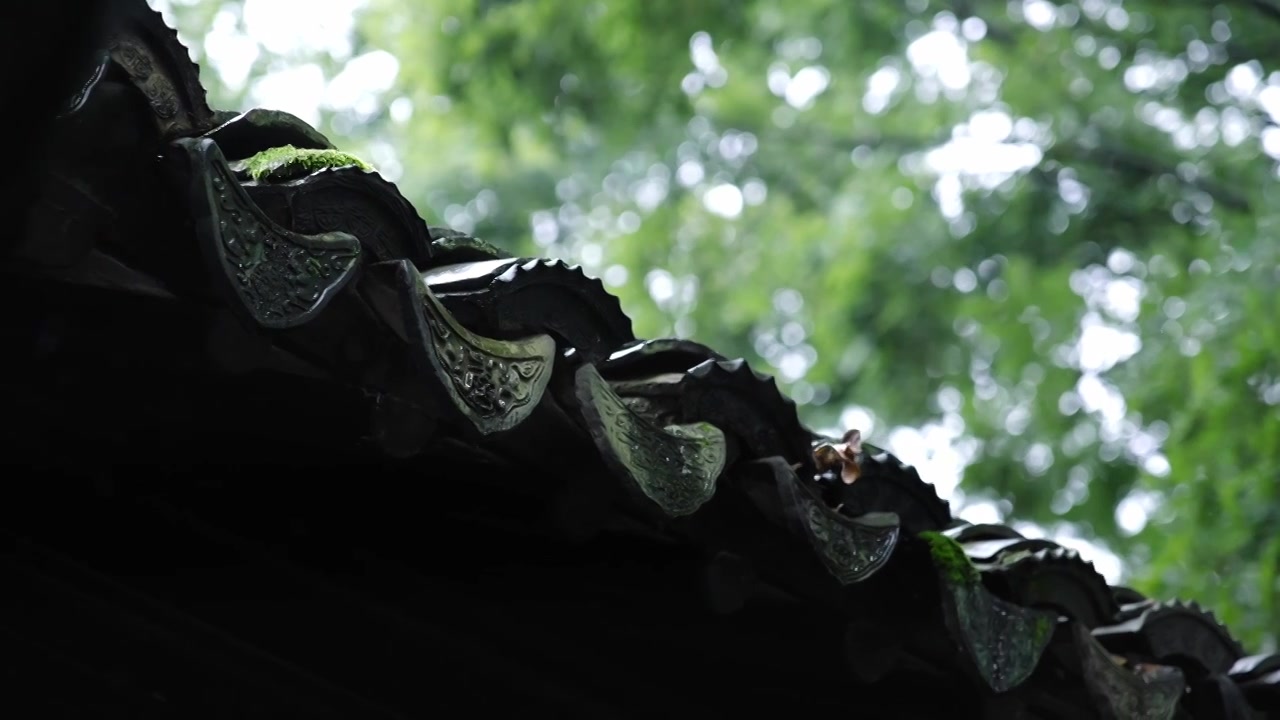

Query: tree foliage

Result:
[155,0,1279,648]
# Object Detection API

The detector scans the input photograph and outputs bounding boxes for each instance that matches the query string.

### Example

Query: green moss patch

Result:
[1032,614,1056,646]
[242,144,373,183]
[920,531,980,585]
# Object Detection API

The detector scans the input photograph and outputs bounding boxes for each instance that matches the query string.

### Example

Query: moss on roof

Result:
[920,531,980,585]
[242,144,373,183]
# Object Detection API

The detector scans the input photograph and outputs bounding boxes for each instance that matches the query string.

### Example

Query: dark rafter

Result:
[2,3,1276,718]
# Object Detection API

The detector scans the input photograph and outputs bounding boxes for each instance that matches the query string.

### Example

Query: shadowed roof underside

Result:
[1,4,1275,718]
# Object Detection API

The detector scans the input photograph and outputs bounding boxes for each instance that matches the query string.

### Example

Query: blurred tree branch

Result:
[1240,0,1280,24]
[1048,139,1252,212]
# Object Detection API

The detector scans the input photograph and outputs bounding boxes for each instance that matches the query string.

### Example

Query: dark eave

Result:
[1,3,1276,718]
